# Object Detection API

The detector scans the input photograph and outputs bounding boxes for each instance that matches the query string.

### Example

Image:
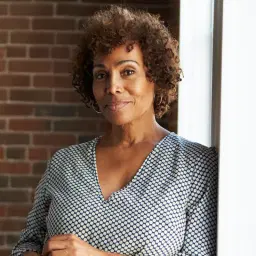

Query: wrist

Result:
[87,247,105,256]
[23,252,41,256]
[90,248,121,256]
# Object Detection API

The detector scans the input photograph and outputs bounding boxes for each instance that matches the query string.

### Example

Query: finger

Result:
[42,240,70,256]
[49,249,68,256]
[49,234,78,241]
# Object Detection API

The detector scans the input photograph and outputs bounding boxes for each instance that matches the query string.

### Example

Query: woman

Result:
[12,5,218,256]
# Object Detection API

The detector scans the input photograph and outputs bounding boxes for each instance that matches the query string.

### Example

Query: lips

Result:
[105,101,131,111]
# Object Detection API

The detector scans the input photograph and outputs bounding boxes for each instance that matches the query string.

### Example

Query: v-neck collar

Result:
[92,133,172,203]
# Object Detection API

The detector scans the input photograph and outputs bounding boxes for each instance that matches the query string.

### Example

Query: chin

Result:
[104,113,133,126]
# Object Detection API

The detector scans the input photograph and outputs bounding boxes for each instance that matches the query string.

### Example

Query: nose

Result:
[105,73,123,95]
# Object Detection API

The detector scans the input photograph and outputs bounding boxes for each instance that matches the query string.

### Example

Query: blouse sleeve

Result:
[176,146,219,256]
[11,159,51,256]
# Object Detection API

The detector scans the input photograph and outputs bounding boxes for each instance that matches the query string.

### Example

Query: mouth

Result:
[105,102,131,112]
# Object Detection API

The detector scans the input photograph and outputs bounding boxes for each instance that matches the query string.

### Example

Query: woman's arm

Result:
[11,160,51,256]
[24,252,40,256]
[23,251,125,256]
[177,147,218,255]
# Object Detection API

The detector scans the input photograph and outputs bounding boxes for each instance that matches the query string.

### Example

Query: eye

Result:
[94,72,107,80]
[122,69,135,76]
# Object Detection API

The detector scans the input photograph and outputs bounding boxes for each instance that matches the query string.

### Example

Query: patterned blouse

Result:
[11,132,218,256]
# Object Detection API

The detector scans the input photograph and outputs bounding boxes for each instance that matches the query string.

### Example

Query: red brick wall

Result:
[0,1,179,254]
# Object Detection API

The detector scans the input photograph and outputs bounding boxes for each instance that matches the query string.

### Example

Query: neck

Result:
[104,110,168,147]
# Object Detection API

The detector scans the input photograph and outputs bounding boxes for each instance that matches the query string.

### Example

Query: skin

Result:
[41,234,111,256]
[92,42,170,201]
[24,234,120,256]
[25,42,169,256]
[92,41,169,147]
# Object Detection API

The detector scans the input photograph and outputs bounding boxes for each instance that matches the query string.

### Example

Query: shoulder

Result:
[168,133,218,188]
[49,137,98,167]
[166,132,218,161]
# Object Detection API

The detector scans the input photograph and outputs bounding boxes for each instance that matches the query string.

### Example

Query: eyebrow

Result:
[93,60,139,69]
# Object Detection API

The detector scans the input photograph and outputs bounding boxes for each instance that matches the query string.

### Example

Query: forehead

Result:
[93,42,144,65]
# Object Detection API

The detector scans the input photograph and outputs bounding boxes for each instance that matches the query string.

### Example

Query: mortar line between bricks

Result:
[10,28,83,33]
[6,88,10,103]
[53,2,57,16]
[7,171,10,188]
[7,2,10,16]
[7,86,71,90]
[52,2,175,8]
[25,44,28,58]
[6,71,64,76]
[32,17,76,22]
[0,188,32,191]
[0,116,103,120]
[7,57,71,60]
[7,30,10,44]
[5,101,83,105]
[1,73,72,77]
[0,231,27,235]
[24,144,28,161]
[29,75,32,88]
[8,60,69,67]
[8,43,79,47]
[28,17,32,31]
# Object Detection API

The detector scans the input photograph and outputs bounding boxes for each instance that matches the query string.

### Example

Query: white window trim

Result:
[178,0,214,147]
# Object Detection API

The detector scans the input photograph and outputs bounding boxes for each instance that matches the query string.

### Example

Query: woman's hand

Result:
[42,234,107,256]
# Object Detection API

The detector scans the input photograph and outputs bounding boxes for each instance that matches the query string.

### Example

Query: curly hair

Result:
[72,4,183,119]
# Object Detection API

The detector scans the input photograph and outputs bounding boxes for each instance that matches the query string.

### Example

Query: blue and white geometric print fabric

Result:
[11,132,218,256]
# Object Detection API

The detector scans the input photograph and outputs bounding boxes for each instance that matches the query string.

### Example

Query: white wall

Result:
[179,0,256,255]
[218,1,256,255]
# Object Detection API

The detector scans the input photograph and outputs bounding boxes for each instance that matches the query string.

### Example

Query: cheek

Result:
[92,84,97,97]
[92,83,104,100]
[131,82,154,103]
